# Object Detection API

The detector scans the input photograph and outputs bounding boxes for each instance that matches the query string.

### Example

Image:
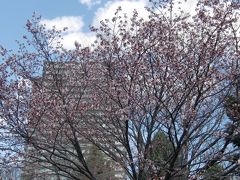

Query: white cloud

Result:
[150,0,198,18]
[40,1,151,49]
[92,0,200,28]
[79,0,101,8]
[173,0,198,16]
[40,0,200,49]
[41,16,96,49]
[61,32,96,49]
[41,16,84,33]
[92,0,150,27]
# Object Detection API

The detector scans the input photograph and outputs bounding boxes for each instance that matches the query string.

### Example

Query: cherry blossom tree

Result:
[83,0,240,179]
[0,0,240,179]
[0,15,98,179]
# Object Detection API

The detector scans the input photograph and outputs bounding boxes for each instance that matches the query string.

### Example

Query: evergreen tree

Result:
[82,145,116,180]
[149,132,183,179]
[224,96,240,147]
[203,164,230,180]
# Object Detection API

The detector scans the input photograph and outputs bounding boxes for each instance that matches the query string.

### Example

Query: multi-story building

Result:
[21,61,126,180]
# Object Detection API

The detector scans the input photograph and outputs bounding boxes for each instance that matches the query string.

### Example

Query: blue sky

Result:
[0,0,100,48]
[0,0,197,49]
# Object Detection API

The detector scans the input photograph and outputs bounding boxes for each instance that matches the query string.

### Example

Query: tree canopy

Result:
[0,0,240,179]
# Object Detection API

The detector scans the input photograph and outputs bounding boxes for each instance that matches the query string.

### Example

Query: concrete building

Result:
[21,61,126,179]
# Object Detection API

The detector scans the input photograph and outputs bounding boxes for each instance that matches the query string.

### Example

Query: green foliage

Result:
[224,95,240,148]
[150,132,174,163]
[225,96,240,121]
[149,132,184,179]
[232,135,240,147]
[83,145,116,180]
[203,164,229,180]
